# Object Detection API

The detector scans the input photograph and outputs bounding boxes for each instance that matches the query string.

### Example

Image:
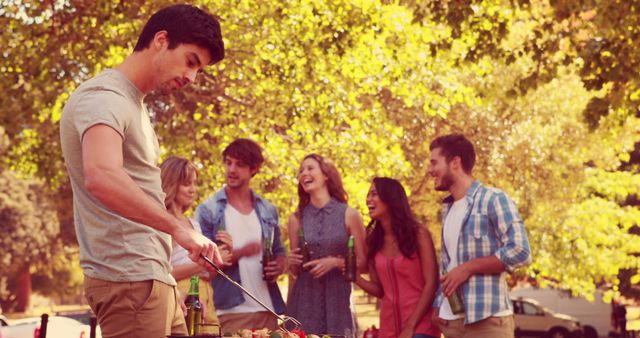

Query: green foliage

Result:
[0,171,60,272]
[0,170,63,306]
[31,248,84,299]
[0,0,638,305]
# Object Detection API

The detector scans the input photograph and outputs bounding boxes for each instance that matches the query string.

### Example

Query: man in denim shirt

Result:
[196,139,286,332]
[428,134,531,338]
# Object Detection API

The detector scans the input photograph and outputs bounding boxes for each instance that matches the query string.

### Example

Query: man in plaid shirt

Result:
[428,134,531,338]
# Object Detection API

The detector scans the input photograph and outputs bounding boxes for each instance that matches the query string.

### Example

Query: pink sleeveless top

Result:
[374,252,440,338]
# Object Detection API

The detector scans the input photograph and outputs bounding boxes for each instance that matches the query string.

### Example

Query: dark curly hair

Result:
[366,177,426,261]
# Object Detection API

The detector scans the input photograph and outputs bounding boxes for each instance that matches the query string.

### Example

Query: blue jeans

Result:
[413,334,438,338]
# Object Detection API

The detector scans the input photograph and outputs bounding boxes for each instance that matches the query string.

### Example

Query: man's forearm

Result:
[462,255,506,275]
[171,262,203,281]
[85,165,179,235]
[355,274,383,298]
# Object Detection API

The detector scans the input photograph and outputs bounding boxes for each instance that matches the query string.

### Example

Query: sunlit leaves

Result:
[0,0,638,302]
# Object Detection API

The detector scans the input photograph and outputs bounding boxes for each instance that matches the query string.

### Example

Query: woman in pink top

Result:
[355,177,440,338]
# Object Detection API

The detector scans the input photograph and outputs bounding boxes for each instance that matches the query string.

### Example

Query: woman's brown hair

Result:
[296,153,348,217]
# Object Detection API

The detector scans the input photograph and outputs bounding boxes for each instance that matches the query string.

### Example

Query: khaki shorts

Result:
[438,316,514,338]
[84,276,187,338]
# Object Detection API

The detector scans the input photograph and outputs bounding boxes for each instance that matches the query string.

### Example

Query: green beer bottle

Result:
[262,237,273,281]
[185,276,202,336]
[298,228,311,269]
[345,235,356,282]
[215,223,226,246]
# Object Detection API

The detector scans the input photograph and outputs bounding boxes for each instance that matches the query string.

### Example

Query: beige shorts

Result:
[438,316,515,338]
[84,276,187,338]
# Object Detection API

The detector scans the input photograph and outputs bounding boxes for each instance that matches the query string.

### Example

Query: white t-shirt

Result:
[216,206,274,315]
[440,198,468,320]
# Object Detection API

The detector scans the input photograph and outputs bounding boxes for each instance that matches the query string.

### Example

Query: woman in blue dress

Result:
[286,154,366,336]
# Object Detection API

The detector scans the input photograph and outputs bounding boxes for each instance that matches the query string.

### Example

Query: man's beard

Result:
[435,171,455,191]
[226,177,246,189]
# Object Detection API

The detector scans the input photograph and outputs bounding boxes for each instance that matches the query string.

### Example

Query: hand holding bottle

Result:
[263,260,283,282]
[441,264,471,297]
[441,266,466,315]
[215,230,233,251]
[288,247,304,268]
[173,225,223,269]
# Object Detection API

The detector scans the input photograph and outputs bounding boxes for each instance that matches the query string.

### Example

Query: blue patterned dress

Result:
[286,198,355,335]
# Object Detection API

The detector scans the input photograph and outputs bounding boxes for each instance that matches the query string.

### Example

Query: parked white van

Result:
[511,287,618,338]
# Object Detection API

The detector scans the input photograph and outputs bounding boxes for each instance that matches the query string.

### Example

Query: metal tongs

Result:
[200,254,302,332]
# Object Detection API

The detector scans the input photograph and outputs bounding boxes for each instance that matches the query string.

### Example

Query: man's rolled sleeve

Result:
[490,192,532,272]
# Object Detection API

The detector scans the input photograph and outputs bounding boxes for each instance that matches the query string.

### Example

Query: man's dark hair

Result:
[133,4,224,65]
[223,139,264,173]
[429,133,476,174]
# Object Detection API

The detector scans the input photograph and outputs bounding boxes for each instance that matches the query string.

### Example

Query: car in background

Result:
[53,309,94,326]
[512,287,617,338]
[513,297,583,338]
[2,315,98,338]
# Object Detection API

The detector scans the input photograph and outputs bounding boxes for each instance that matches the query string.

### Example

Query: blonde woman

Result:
[160,156,232,326]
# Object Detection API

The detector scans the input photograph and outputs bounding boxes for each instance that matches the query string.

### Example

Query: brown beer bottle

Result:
[345,235,356,281]
[448,289,465,314]
[444,267,465,314]
[298,228,311,269]
[262,237,273,281]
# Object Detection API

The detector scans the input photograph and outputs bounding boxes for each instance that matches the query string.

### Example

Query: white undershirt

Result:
[216,205,274,315]
[440,198,468,320]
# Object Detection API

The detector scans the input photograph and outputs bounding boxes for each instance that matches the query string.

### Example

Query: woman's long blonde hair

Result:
[160,156,197,213]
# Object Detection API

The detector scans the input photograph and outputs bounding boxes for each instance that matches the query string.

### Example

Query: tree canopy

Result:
[0,0,638,307]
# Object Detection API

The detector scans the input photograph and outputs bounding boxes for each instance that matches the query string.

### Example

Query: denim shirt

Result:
[195,188,286,314]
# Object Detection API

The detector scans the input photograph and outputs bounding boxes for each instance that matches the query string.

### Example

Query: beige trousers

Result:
[438,316,515,338]
[84,276,187,338]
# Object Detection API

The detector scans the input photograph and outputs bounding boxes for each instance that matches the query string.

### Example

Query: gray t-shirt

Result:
[60,69,175,285]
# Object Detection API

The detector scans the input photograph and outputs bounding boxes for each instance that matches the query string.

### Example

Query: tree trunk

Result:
[15,264,31,312]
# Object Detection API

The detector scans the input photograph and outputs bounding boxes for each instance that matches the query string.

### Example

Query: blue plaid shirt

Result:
[434,181,531,324]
